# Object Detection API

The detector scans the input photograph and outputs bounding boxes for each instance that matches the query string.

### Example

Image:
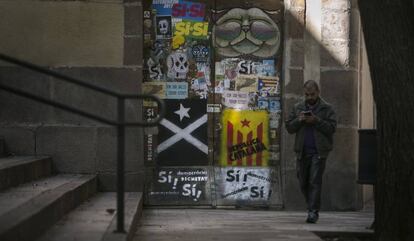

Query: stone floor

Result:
[133,209,374,241]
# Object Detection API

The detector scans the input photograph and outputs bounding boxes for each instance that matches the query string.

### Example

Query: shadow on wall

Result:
[282,0,365,211]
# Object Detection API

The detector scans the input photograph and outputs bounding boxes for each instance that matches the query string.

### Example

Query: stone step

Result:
[0,156,52,191]
[37,192,143,241]
[0,174,97,241]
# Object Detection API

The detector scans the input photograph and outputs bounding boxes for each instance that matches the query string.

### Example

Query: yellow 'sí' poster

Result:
[220,109,269,166]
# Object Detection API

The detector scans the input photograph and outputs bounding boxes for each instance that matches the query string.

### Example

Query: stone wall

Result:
[0,0,368,209]
[282,0,364,210]
[0,0,144,191]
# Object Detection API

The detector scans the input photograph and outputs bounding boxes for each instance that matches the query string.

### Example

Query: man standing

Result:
[285,80,337,223]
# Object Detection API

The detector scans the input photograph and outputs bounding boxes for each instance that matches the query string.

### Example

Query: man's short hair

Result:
[304,80,320,91]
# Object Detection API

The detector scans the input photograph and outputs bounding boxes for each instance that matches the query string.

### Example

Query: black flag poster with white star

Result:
[157,99,208,166]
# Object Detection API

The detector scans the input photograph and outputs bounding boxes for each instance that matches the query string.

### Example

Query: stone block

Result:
[320,40,350,67]
[96,127,143,172]
[282,97,302,120]
[98,172,144,192]
[286,9,305,39]
[125,99,142,123]
[322,168,361,210]
[329,127,358,172]
[0,1,124,67]
[125,5,142,35]
[47,67,142,125]
[284,69,303,95]
[53,67,142,94]
[322,9,350,41]
[322,127,360,210]
[282,169,307,210]
[50,80,117,125]
[320,70,358,126]
[36,126,97,173]
[281,130,297,170]
[322,0,351,10]
[0,127,36,155]
[289,40,305,67]
[124,37,142,66]
[0,67,55,123]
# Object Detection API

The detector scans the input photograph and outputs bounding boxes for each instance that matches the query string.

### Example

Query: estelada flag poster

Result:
[220,109,269,167]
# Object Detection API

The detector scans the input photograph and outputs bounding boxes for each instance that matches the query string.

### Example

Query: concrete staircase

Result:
[0,154,143,241]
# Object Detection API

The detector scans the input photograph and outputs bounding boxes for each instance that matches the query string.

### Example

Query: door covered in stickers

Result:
[143,0,284,207]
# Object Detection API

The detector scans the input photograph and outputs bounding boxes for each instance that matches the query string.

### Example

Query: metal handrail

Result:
[0,53,165,232]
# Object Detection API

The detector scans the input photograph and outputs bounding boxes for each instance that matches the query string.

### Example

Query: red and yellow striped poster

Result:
[220,109,269,166]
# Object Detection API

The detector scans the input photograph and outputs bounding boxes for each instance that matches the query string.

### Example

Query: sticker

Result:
[269,145,280,152]
[237,60,258,75]
[188,62,211,99]
[215,167,277,202]
[258,97,281,112]
[166,51,189,79]
[143,82,166,99]
[172,1,206,21]
[270,129,277,139]
[256,60,276,77]
[269,98,281,112]
[191,44,209,62]
[220,109,269,166]
[235,74,258,92]
[144,134,157,162]
[270,118,279,128]
[174,20,209,40]
[157,99,208,166]
[156,16,173,39]
[258,76,280,97]
[207,104,222,113]
[166,82,188,99]
[215,59,250,92]
[147,57,163,80]
[148,167,210,204]
[172,35,186,49]
[270,152,280,161]
[152,0,178,16]
[144,11,151,19]
[222,91,250,109]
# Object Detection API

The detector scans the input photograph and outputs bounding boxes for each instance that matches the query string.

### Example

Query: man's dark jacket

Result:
[285,98,337,158]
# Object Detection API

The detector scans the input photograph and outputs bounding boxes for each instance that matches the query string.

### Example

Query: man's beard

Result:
[306,99,317,105]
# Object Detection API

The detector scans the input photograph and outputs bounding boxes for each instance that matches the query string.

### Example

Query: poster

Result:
[143,82,166,99]
[220,109,269,166]
[221,91,251,109]
[215,167,279,205]
[147,167,210,204]
[157,99,208,166]
[166,82,188,99]
[258,76,280,97]
[235,74,258,92]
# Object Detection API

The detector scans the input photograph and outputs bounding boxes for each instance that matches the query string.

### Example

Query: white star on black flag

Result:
[157,99,208,166]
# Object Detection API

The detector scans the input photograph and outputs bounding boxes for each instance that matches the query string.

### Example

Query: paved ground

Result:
[134,209,374,241]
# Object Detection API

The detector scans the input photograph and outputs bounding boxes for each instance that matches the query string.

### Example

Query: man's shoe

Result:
[306,210,319,223]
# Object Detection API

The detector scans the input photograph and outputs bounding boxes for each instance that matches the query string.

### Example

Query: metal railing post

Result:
[116,97,125,233]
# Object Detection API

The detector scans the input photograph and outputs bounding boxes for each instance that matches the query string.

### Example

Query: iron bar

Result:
[116,97,126,233]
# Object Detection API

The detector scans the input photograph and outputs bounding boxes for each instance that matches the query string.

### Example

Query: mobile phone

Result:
[303,111,312,116]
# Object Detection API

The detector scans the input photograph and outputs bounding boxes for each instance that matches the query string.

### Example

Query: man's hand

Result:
[299,111,319,124]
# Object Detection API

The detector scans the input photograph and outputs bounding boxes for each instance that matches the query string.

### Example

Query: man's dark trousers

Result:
[297,154,326,211]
